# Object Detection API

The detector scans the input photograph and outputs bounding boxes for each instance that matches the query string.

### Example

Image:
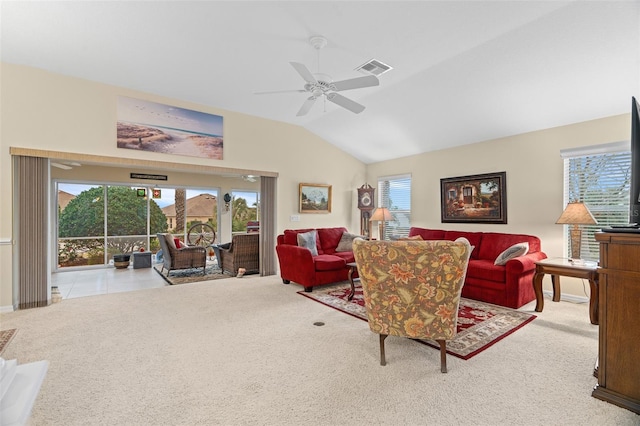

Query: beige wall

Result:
[366,113,631,299]
[0,62,631,309]
[0,63,366,309]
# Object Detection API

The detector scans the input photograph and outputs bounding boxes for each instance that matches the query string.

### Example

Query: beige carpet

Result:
[1,276,638,425]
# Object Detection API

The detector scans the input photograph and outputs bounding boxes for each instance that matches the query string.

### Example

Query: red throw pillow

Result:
[174,238,184,249]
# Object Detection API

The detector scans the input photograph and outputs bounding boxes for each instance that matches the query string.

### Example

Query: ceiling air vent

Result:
[355,59,393,76]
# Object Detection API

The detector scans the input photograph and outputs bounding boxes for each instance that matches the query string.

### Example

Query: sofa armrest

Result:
[276,244,316,284]
[276,244,314,265]
[505,252,547,275]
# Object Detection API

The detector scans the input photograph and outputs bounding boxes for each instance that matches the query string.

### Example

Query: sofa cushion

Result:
[455,237,475,256]
[478,232,540,261]
[335,232,366,252]
[164,233,177,250]
[284,228,322,253]
[317,227,348,254]
[444,231,483,259]
[399,235,424,241]
[314,254,347,271]
[494,242,529,265]
[284,229,314,245]
[332,251,355,263]
[297,230,319,256]
[408,228,445,240]
[467,259,506,283]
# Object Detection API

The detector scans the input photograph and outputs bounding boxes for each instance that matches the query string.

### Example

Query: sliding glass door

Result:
[56,182,222,269]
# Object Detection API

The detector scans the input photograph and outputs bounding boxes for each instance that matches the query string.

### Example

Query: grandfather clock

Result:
[357,184,375,238]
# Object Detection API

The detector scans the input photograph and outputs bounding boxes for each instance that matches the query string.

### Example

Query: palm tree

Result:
[175,189,186,235]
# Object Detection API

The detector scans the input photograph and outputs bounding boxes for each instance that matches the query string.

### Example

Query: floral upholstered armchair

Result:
[353,238,471,373]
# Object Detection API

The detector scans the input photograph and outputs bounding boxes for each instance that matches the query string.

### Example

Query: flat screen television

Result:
[631,96,640,225]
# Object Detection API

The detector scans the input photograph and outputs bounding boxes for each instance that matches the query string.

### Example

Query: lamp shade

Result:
[370,207,393,222]
[555,202,597,225]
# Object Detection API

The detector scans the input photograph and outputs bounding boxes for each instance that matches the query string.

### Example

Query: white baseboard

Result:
[0,305,16,313]
[542,290,589,304]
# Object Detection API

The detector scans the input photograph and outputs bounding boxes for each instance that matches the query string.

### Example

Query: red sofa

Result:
[276,227,357,292]
[408,227,547,308]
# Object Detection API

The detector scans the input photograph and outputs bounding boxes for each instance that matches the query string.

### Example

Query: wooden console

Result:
[592,232,640,414]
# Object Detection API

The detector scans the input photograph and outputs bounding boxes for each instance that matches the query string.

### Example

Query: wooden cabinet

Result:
[592,232,640,414]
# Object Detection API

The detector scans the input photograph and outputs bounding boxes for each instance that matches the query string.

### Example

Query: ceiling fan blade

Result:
[331,75,379,92]
[326,93,366,114]
[297,96,317,116]
[290,62,317,84]
[254,89,307,95]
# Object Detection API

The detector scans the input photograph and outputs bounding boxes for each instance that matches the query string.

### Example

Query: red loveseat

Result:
[276,227,357,292]
[408,227,547,308]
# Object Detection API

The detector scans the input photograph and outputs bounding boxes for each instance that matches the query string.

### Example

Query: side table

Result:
[532,257,599,324]
[132,251,152,269]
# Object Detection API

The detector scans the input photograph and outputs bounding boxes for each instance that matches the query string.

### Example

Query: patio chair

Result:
[219,233,260,275]
[157,233,207,276]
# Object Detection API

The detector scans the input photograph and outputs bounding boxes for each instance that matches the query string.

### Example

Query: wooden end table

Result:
[532,257,599,324]
[346,262,358,301]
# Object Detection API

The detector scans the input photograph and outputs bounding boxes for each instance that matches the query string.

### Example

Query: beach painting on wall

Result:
[117,96,224,160]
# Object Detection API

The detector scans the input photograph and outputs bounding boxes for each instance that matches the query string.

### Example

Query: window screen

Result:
[562,141,631,261]
[377,174,411,239]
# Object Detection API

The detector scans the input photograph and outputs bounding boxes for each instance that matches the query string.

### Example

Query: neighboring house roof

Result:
[162,193,217,217]
[58,190,75,211]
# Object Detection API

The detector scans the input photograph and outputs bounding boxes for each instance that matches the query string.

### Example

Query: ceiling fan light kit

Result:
[257,35,380,116]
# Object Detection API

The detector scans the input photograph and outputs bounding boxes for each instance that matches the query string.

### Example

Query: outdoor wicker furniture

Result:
[219,233,260,275]
[157,233,207,276]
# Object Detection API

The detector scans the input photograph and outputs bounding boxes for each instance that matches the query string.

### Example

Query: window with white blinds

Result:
[562,141,631,261]
[377,174,411,239]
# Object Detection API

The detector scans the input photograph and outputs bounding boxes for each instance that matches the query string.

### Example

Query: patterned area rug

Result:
[298,283,536,360]
[153,264,232,285]
[0,328,17,354]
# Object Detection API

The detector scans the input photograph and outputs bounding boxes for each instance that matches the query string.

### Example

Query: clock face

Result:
[358,188,375,210]
[361,193,372,207]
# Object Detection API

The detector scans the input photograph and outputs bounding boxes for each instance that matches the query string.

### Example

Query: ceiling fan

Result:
[256,36,379,116]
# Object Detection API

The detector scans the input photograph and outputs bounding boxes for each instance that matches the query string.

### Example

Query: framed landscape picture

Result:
[299,183,332,213]
[440,172,507,224]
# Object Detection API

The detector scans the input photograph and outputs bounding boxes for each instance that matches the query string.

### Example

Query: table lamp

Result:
[370,207,393,240]
[555,201,597,259]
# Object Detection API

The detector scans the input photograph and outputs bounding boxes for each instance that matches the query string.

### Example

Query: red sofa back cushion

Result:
[408,227,445,240]
[282,228,322,253]
[281,227,348,255]
[477,232,541,261]
[443,231,483,259]
[317,227,348,254]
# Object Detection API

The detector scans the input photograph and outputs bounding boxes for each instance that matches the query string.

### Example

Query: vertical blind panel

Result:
[17,156,49,308]
[260,176,277,276]
[563,149,631,262]
[377,174,411,239]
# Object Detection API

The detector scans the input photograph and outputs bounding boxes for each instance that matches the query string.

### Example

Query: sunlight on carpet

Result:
[298,282,536,359]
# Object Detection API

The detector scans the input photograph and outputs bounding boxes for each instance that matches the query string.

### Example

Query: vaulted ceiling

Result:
[2,1,639,164]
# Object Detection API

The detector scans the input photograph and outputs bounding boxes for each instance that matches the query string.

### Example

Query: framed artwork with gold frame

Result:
[299,183,332,213]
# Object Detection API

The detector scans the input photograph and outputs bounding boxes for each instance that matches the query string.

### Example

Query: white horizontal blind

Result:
[563,143,631,261]
[377,174,411,239]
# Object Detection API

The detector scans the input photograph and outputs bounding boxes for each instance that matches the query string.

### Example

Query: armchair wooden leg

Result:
[379,334,388,366]
[437,340,447,373]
